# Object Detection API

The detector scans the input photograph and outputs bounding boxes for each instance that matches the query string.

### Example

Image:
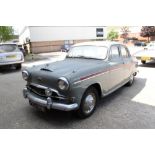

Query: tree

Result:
[0,26,14,42]
[140,26,155,42]
[120,26,130,41]
[107,30,119,41]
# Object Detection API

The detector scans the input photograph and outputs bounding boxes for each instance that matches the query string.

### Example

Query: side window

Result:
[120,46,130,58]
[110,46,120,60]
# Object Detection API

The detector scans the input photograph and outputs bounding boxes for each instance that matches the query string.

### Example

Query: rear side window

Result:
[110,46,121,60]
[120,46,130,58]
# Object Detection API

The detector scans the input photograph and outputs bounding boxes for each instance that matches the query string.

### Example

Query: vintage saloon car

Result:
[22,41,138,118]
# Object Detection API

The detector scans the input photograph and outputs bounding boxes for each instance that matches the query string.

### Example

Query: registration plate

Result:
[141,57,150,61]
[6,55,16,59]
[30,102,47,112]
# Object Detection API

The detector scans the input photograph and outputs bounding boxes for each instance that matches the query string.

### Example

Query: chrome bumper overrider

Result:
[23,88,78,111]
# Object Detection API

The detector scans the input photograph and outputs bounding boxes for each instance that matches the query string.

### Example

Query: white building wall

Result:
[19,27,31,44]
[129,26,141,33]
[29,26,107,42]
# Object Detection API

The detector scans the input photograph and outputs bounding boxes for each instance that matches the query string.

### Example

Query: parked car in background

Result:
[144,41,155,50]
[134,41,146,47]
[0,43,24,69]
[134,48,155,64]
[22,41,138,118]
[61,44,72,52]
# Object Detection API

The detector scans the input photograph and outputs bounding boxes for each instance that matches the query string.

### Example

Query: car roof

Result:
[73,41,123,48]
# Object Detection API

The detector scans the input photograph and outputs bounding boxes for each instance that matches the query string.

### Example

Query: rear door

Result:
[119,45,132,79]
[108,45,125,90]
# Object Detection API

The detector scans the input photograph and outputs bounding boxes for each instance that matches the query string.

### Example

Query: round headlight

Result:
[22,70,29,81]
[45,88,52,97]
[58,77,69,90]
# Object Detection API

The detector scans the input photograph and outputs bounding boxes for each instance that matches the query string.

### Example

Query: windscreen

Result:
[67,45,108,60]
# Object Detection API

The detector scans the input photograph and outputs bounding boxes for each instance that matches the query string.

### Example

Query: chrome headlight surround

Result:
[22,70,30,81]
[58,77,69,91]
[45,88,53,97]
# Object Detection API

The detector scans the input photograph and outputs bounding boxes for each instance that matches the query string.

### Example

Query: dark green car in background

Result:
[22,41,138,118]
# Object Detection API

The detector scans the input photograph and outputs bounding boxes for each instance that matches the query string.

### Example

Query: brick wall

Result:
[30,39,93,53]
[73,39,93,44]
[31,41,64,53]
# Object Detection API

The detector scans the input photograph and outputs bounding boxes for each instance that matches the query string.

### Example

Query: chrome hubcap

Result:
[83,93,96,114]
[130,75,134,83]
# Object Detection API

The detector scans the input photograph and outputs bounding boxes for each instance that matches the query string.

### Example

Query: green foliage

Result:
[107,30,119,41]
[0,26,14,42]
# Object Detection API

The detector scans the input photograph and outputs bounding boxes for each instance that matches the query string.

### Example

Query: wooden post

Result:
[148,36,150,43]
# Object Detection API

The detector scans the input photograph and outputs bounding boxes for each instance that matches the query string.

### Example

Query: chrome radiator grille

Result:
[27,84,58,98]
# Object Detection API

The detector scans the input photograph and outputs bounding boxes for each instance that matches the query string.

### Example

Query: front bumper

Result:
[136,56,155,61]
[23,88,79,111]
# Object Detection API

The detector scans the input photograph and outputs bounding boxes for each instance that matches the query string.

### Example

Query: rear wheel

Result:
[126,74,134,86]
[141,60,146,64]
[77,87,99,118]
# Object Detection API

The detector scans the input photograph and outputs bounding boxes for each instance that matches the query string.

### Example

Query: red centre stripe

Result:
[78,63,132,82]
[80,69,108,81]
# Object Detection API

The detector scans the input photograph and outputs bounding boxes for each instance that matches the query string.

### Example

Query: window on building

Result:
[96,28,104,37]
[64,40,74,45]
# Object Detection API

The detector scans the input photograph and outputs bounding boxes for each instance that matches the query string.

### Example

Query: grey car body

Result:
[22,41,138,118]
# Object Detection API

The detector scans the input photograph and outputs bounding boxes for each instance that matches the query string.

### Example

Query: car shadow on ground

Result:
[138,61,155,68]
[24,76,155,129]
[0,67,21,75]
[30,108,76,128]
[98,77,146,108]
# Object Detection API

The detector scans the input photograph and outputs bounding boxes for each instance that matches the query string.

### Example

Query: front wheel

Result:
[77,87,99,118]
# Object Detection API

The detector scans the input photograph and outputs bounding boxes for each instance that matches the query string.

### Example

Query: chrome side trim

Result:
[73,66,123,85]
[73,70,109,84]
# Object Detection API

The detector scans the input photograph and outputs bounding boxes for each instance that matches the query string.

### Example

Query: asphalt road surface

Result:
[0,61,155,129]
